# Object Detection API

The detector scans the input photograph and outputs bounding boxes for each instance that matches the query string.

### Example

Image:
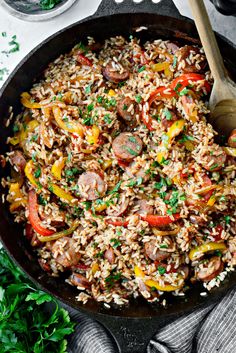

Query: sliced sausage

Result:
[106,193,129,217]
[133,199,154,215]
[189,215,206,226]
[103,62,129,83]
[51,237,81,268]
[199,146,227,172]
[78,171,107,200]
[104,247,115,264]
[69,273,91,289]
[39,209,66,228]
[176,45,207,73]
[9,150,26,173]
[144,240,171,261]
[228,129,236,148]
[196,256,223,282]
[117,97,138,127]
[166,42,180,54]
[112,132,143,161]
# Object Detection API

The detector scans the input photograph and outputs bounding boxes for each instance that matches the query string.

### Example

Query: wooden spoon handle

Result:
[188,0,227,82]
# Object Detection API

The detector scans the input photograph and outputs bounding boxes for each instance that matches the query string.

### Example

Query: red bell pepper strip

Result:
[170,73,211,93]
[140,214,181,226]
[211,225,223,241]
[77,54,92,67]
[141,87,176,131]
[28,190,54,236]
[105,218,129,227]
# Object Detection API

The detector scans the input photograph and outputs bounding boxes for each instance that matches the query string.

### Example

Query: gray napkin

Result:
[67,287,236,353]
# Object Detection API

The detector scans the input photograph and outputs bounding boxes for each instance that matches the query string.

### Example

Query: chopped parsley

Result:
[135,95,142,104]
[109,181,121,194]
[105,271,122,289]
[179,134,195,143]
[163,108,172,121]
[37,194,47,206]
[110,238,121,248]
[157,266,166,275]
[32,152,37,162]
[12,124,19,133]
[173,55,177,68]
[87,103,94,112]
[224,215,231,224]
[123,146,139,156]
[85,85,91,94]
[127,176,143,187]
[160,244,168,249]
[34,166,41,178]
[82,201,92,210]
[95,251,104,259]
[104,114,112,124]
[215,250,222,257]
[138,66,146,73]
[210,163,219,171]
[123,104,128,111]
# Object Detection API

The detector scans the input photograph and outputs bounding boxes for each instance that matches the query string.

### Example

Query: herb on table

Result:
[8,35,20,53]
[1,32,7,37]
[0,68,9,81]
[0,248,75,353]
[39,0,61,10]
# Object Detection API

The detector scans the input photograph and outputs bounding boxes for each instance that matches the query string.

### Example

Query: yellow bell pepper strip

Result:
[183,140,195,151]
[86,125,100,145]
[49,183,76,203]
[9,182,24,201]
[134,266,184,292]
[51,157,66,180]
[8,136,20,145]
[223,146,236,157]
[207,195,217,207]
[189,242,227,261]
[9,199,27,213]
[102,159,112,170]
[157,119,185,163]
[37,221,80,242]
[94,202,107,213]
[108,89,116,96]
[24,160,42,189]
[151,62,170,72]
[28,189,54,236]
[134,265,145,278]
[21,92,41,109]
[20,119,39,143]
[145,279,183,292]
[52,106,84,137]
[91,263,100,274]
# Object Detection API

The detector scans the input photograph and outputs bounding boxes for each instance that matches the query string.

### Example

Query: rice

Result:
[2,36,236,306]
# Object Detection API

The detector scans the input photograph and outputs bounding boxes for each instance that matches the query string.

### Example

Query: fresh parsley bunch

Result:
[39,0,62,10]
[0,248,75,353]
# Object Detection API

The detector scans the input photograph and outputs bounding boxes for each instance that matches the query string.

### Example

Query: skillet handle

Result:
[95,315,172,353]
[94,0,184,20]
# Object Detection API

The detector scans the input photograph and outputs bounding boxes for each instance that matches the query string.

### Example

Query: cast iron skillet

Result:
[0,0,236,352]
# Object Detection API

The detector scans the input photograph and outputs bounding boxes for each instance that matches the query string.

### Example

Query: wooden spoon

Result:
[188,0,236,138]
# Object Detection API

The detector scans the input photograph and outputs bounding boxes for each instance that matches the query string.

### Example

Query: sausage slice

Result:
[9,150,26,173]
[228,129,236,148]
[117,97,138,127]
[144,240,171,261]
[176,45,207,73]
[78,171,107,200]
[51,237,81,268]
[196,256,223,282]
[133,199,154,215]
[69,273,91,289]
[198,146,227,172]
[112,132,143,161]
[103,62,129,83]
[106,193,129,217]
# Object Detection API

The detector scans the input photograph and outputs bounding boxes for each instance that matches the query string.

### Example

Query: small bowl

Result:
[1,0,78,21]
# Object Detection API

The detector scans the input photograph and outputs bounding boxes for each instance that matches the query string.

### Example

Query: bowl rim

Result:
[0,0,78,22]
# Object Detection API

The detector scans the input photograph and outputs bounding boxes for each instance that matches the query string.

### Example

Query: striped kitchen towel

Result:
[67,287,236,353]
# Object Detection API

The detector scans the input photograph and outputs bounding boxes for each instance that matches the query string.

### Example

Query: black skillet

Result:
[0,0,236,352]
